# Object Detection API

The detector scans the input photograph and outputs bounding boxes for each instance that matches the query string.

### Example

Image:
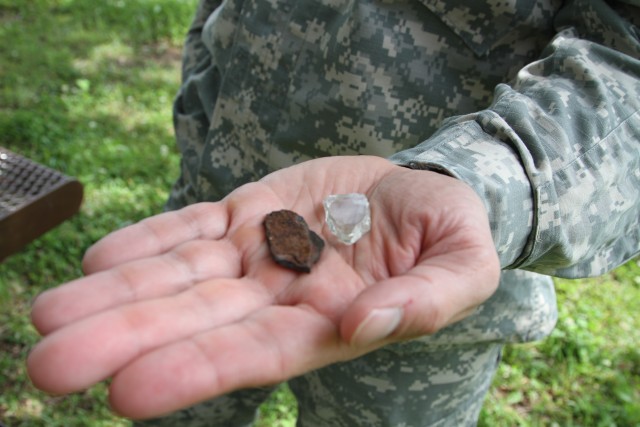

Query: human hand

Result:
[27,156,500,419]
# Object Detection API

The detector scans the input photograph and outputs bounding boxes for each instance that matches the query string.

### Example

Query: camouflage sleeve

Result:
[180,0,222,82]
[390,0,640,278]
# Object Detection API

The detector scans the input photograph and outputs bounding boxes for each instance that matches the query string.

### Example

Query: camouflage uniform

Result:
[145,0,640,425]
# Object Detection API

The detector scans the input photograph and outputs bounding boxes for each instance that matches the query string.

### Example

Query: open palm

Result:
[28,156,500,419]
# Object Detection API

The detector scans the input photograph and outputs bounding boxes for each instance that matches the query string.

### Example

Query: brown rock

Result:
[264,210,324,273]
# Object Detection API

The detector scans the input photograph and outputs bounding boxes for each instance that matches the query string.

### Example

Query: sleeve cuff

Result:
[389,116,534,269]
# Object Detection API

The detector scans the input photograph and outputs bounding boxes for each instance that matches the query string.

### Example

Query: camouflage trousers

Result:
[135,341,502,427]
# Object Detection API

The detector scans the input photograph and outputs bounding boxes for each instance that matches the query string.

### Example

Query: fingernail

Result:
[351,307,403,347]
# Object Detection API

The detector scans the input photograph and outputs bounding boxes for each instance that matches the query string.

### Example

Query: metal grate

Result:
[0,147,83,260]
[0,150,68,218]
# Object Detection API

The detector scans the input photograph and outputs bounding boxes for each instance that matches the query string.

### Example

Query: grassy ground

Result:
[1,1,638,426]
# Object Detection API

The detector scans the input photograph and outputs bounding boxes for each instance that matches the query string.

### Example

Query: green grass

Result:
[480,266,640,427]
[0,1,194,425]
[1,1,639,426]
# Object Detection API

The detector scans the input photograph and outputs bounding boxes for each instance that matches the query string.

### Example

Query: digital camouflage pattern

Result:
[149,0,640,425]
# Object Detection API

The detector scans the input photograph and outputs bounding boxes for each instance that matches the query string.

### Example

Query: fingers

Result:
[83,203,230,274]
[32,239,243,335]
[107,306,343,419]
[341,243,500,348]
[27,278,274,396]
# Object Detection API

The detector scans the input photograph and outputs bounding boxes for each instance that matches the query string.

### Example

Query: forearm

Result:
[392,0,640,277]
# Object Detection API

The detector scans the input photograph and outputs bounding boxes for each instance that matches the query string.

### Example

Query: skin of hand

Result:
[27,155,500,419]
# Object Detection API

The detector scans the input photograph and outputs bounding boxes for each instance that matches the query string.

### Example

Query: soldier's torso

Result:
[171,0,561,204]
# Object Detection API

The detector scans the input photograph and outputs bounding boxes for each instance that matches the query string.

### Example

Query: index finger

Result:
[32,238,243,335]
[83,203,230,274]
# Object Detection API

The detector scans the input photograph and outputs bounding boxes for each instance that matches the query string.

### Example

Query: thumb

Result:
[348,306,405,348]
[341,259,499,348]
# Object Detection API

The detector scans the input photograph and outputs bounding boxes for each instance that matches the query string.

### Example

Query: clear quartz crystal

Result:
[323,193,371,245]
